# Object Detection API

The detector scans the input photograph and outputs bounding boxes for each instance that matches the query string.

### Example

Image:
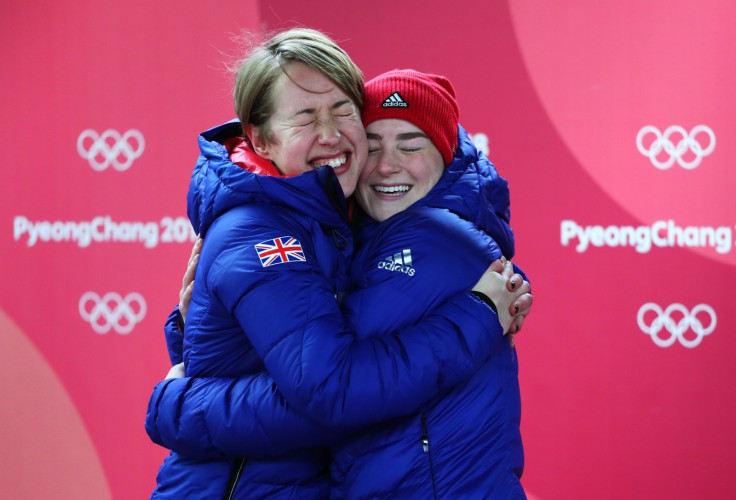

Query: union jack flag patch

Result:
[254,236,306,267]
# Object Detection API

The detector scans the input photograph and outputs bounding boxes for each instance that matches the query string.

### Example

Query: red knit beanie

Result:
[362,69,459,166]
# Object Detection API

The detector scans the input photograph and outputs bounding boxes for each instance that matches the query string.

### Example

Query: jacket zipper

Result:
[222,458,246,500]
[421,414,439,500]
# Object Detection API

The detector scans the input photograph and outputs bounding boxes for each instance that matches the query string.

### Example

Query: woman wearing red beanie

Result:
[344,69,528,498]
[146,31,531,499]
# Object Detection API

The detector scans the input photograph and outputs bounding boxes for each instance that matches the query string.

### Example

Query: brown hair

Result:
[233,28,364,143]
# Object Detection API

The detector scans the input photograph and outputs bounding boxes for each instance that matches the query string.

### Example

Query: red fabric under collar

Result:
[223,136,285,177]
[223,135,354,218]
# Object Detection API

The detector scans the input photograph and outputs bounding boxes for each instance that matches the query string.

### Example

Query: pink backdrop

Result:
[2,1,734,498]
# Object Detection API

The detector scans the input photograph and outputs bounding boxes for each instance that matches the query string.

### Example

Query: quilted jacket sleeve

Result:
[145,370,359,458]
[145,291,499,458]
[163,306,184,365]
[226,210,504,428]
[146,204,505,456]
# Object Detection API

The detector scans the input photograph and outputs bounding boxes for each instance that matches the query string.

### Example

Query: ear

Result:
[244,124,271,159]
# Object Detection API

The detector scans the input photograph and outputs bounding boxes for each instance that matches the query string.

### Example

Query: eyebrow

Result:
[366,131,430,141]
[292,99,353,118]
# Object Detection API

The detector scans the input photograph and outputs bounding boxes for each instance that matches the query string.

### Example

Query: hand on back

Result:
[472,258,532,338]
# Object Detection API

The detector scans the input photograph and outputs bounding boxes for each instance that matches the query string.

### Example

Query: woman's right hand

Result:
[472,258,531,335]
[179,237,203,322]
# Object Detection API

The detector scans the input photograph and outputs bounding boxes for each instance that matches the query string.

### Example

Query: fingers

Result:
[179,280,195,321]
[506,273,522,292]
[507,274,530,298]
[473,259,529,335]
[179,239,202,321]
[510,293,534,316]
[509,314,524,334]
[189,237,203,266]
[488,257,506,274]
[500,259,514,280]
[182,254,199,289]
[182,237,203,286]
[508,292,533,337]
[180,279,195,305]
[508,333,516,350]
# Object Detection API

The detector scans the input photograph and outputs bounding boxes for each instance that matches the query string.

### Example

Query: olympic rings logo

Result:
[79,292,147,334]
[637,302,716,348]
[636,125,715,169]
[77,129,145,171]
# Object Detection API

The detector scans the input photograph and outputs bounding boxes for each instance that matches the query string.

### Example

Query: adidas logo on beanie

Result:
[362,69,459,165]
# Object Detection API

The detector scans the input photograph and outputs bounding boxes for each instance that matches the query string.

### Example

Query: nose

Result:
[317,118,341,146]
[375,149,401,175]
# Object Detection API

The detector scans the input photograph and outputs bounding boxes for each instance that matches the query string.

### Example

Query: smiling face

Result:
[356,118,445,222]
[247,61,367,198]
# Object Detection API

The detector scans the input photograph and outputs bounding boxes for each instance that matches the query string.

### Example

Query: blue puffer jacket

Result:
[330,127,526,498]
[145,121,509,499]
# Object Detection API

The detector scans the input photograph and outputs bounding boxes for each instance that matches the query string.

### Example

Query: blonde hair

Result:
[233,28,364,142]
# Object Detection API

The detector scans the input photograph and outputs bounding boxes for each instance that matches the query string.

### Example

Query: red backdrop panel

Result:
[2,1,733,499]
[1,1,260,498]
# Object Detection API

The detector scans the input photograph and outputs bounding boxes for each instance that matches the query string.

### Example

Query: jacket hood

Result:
[187,120,349,237]
[421,124,514,257]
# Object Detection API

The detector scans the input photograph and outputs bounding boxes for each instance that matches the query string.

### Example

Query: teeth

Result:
[374,185,410,194]
[312,154,347,168]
